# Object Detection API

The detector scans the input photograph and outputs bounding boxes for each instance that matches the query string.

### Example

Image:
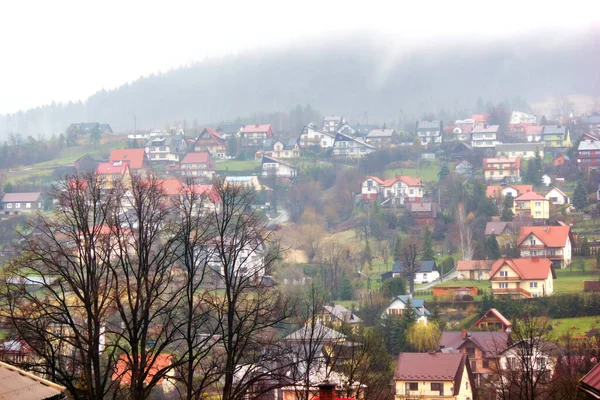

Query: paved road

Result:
[416,269,459,291]
[266,209,289,229]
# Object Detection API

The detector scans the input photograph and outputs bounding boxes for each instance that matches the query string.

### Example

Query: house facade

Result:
[179,152,216,178]
[194,128,227,159]
[365,129,397,147]
[144,135,187,163]
[415,120,443,145]
[489,257,554,299]
[471,124,501,149]
[384,296,430,324]
[525,125,543,142]
[577,139,600,170]
[323,115,345,133]
[513,192,550,220]
[298,123,336,149]
[486,184,533,200]
[518,225,572,268]
[393,353,474,400]
[316,304,361,331]
[545,187,569,205]
[261,155,297,179]
[96,161,132,190]
[541,125,571,149]
[495,143,543,159]
[332,132,375,158]
[361,175,424,204]
[483,158,521,182]
[1,192,43,215]
[382,260,439,284]
[241,124,274,147]
[109,149,149,175]
[456,260,493,281]
[262,138,299,159]
[473,308,512,332]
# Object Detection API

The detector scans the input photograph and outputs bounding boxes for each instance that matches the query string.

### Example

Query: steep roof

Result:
[486,184,533,198]
[579,363,600,397]
[387,295,430,317]
[440,331,510,357]
[0,360,66,400]
[242,124,273,136]
[517,225,571,247]
[322,305,361,324]
[195,128,224,145]
[180,152,214,167]
[474,308,512,329]
[2,192,41,203]
[96,161,130,176]
[394,352,468,394]
[113,354,172,386]
[456,260,493,272]
[546,187,567,198]
[489,258,553,280]
[514,191,546,201]
[284,324,346,342]
[472,124,499,134]
[110,148,146,170]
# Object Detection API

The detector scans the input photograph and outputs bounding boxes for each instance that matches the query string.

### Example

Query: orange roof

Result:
[515,191,546,201]
[180,152,215,169]
[112,354,172,386]
[517,225,571,247]
[96,161,130,176]
[157,179,186,195]
[490,257,552,280]
[110,149,146,170]
[525,126,543,134]
[483,158,521,171]
[474,308,512,328]
[471,113,489,123]
[486,184,533,198]
[156,179,221,203]
[242,124,274,137]
[195,128,224,145]
[364,175,422,187]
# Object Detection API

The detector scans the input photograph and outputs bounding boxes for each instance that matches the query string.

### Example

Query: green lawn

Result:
[384,165,440,183]
[554,260,599,293]
[551,316,600,336]
[215,160,260,173]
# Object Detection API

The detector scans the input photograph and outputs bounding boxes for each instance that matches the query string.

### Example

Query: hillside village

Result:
[1,106,600,400]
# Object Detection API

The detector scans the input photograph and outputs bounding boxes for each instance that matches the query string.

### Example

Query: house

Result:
[577,139,600,170]
[498,338,560,389]
[351,123,379,138]
[384,295,430,324]
[298,123,336,149]
[144,135,187,163]
[217,124,243,139]
[471,113,489,126]
[335,121,358,136]
[415,120,443,145]
[473,308,512,332]
[224,176,264,190]
[489,257,555,298]
[553,154,569,166]
[261,155,297,179]
[322,115,345,133]
[449,125,472,142]
[525,125,543,142]
[495,143,543,159]
[96,161,132,190]
[455,118,476,128]
[241,124,274,147]
[580,112,600,136]
[508,122,534,135]
[471,124,501,149]
[513,192,550,220]
[261,138,299,159]
[1,192,43,215]
[73,153,99,173]
[282,370,361,400]
[541,125,571,149]
[484,221,515,236]
[194,128,227,159]
[179,152,216,178]
[316,304,361,331]
[545,187,569,205]
[361,175,424,204]
[393,352,474,400]
[365,129,397,147]
[579,363,600,399]
[510,110,537,125]
[332,132,375,158]
[382,261,439,284]
[284,324,347,344]
[113,353,175,394]
[517,225,573,268]
[109,148,149,175]
[439,330,510,383]
[486,184,533,200]
[454,160,474,178]
[456,260,493,280]
[0,360,66,399]
[406,201,438,220]
[483,158,521,182]
[67,122,113,136]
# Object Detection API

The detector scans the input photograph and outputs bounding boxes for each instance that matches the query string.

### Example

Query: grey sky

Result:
[1,0,598,114]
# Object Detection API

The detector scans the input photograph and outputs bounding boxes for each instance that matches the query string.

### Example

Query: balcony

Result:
[492,287,532,298]
[491,276,521,281]
[520,244,545,249]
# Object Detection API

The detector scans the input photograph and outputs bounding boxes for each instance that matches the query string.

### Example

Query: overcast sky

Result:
[1,0,598,114]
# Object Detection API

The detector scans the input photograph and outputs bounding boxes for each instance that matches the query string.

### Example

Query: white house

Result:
[545,187,569,205]
[382,260,439,284]
[415,120,443,145]
[518,225,572,268]
[332,132,375,158]
[510,111,537,125]
[261,155,297,178]
[361,175,424,204]
[471,125,501,149]
[322,115,345,133]
[499,338,559,384]
[383,295,430,324]
[144,135,187,163]
[298,123,336,149]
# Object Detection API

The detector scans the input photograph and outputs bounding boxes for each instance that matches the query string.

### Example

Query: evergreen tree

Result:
[524,160,537,184]
[541,115,548,125]
[534,148,543,184]
[501,194,515,221]
[486,233,501,260]
[438,163,450,181]
[421,225,435,260]
[339,274,353,300]
[2,181,13,193]
[393,233,403,262]
[581,237,591,257]
[362,238,373,267]
[573,180,588,210]
[401,299,418,330]
[429,296,442,326]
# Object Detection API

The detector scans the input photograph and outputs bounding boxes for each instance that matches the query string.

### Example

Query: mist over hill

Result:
[1,30,599,138]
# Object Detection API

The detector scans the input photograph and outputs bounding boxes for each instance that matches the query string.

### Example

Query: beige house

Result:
[394,352,474,400]
[518,225,573,268]
[456,260,493,280]
[489,258,554,299]
[483,157,521,182]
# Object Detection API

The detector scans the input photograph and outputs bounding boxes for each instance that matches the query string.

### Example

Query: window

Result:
[431,382,443,394]
[483,360,489,368]
[535,201,541,207]
[530,282,538,288]
[549,250,556,255]
[15,203,21,209]
[536,357,546,369]
[531,250,538,256]
[499,282,508,289]
[25,203,31,208]
[405,382,418,391]
[508,357,518,369]
[500,270,508,277]
[531,239,536,245]
[6,203,12,209]
[466,347,475,357]
[535,211,541,217]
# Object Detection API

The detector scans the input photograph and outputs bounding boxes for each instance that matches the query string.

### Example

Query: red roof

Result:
[242,124,274,137]
[525,126,543,134]
[514,191,546,201]
[517,225,571,247]
[110,149,146,170]
[195,128,224,146]
[474,308,512,328]
[156,179,221,204]
[180,152,215,170]
[489,258,552,280]
[112,354,172,386]
[471,114,489,123]
[580,363,600,395]
[364,175,422,188]
[486,184,533,198]
[483,158,521,170]
[394,353,468,395]
[96,161,130,176]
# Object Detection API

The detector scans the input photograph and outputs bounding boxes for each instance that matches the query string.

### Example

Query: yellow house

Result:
[541,125,571,149]
[489,258,554,299]
[96,161,132,190]
[394,352,475,400]
[512,192,549,220]
[315,304,361,332]
[483,157,521,182]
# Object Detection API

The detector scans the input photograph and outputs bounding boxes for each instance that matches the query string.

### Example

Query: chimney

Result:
[318,382,336,400]
[461,329,467,340]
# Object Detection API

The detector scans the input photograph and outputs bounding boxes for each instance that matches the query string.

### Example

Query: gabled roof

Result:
[0,360,66,400]
[113,354,172,386]
[517,225,571,247]
[96,161,130,176]
[394,353,468,394]
[387,295,430,317]
[471,114,489,123]
[578,140,600,151]
[363,175,423,188]
[262,155,296,169]
[514,191,546,201]
[284,324,346,342]
[391,260,436,274]
[456,260,493,271]
[334,132,376,148]
[416,120,442,131]
[489,258,553,280]
[110,149,146,170]
[474,308,512,329]
[472,124,499,134]
[274,138,299,150]
[486,184,533,198]
[440,331,510,357]
[195,128,224,146]
[546,187,567,198]
[579,363,600,397]
[322,304,361,324]
[366,129,396,138]
[180,152,214,167]
[2,192,42,203]
[542,125,568,136]
[217,124,243,135]
[525,125,543,134]
[242,124,273,136]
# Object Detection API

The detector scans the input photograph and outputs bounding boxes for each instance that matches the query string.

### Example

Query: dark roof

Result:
[144,135,185,148]
[579,363,600,397]
[217,124,243,135]
[391,260,437,274]
[0,360,66,400]
[387,295,430,317]
[394,352,468,395]
[416,120,442,131]
[440,331,510,357]
[542,125,568,136]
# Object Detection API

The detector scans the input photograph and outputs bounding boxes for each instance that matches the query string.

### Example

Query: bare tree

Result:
[1,173,120,400]
[401,243,421,295]
[457,202,474,261]
[316,238,347,299]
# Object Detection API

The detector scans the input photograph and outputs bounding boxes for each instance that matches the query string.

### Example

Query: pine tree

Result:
[421,225,435,260]
[486,234,501,260]
[525,160,537,184]
[501,194,515,221]
[534,148,543,184]
[573,180,588,210]
[393,233,403,262]
[438,163,450,181]
[339,274,353,300]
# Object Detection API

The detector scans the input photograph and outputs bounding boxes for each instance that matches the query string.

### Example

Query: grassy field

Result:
[384,164,440,183]
[554,260,599,293]
[215,160,260,173]
[551,316,600,336]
